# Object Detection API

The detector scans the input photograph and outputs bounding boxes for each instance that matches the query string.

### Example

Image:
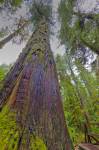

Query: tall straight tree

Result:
[0,1,73,149]
[65,52,91,143]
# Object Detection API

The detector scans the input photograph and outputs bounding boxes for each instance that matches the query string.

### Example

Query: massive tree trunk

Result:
[0,18,73,150]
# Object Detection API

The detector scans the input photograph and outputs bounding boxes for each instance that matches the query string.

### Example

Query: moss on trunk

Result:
[0,18,73,150]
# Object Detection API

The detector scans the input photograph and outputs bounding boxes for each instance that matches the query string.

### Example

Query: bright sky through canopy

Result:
[0,0,98,65]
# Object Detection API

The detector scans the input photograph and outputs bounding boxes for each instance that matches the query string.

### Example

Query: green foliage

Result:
[75,61,99,125]
[0,0,23,8]
[58,0,78,49]
[0,105,48,150]
[11,0,23,7]
[58,0,99,54]
[58,2,99,142]
[0,67,5,81]
[68,127,84,145]
[30,1,52,26]
[0,64,11,88]
[0,30,7,39]
[81,23,99,52]
[30,136,47,150]
[0,106,19,150]
[0,0,4,4]
[56,54,99,145]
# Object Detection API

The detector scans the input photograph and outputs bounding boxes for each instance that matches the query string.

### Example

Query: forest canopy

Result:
[0,0,99,150]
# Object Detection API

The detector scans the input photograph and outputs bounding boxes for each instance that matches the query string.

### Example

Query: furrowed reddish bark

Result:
[0,18,73,150]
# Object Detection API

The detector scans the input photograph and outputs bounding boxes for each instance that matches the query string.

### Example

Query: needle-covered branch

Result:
[0,20,30,49]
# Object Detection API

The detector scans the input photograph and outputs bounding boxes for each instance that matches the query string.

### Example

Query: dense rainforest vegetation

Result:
[0,0,99,150]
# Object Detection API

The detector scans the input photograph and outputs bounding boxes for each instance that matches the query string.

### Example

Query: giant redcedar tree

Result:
[0,1,73,149]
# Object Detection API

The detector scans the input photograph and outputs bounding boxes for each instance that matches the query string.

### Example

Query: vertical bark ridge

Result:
[0,31,36,109]
[0,18,73,150]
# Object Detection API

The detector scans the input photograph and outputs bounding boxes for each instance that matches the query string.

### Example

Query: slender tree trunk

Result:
[96,55,99,78]
[0,18,73,150]
[76,62,93,97]
[0,20,29,49]
[66,52,91,142]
